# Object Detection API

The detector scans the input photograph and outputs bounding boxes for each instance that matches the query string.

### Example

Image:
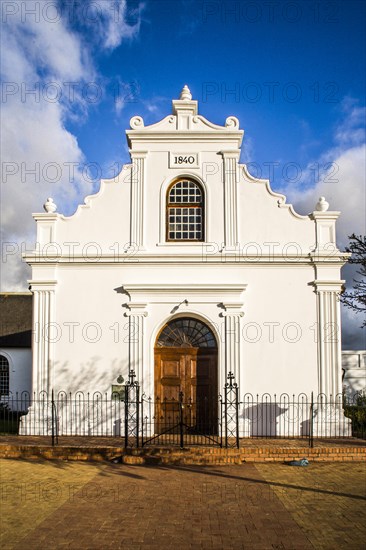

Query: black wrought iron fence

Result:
[241,392,365,442]
[1,378,365,447]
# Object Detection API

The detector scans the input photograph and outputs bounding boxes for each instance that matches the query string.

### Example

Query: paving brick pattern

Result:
[1,459,365,549]
[257,463,366,550]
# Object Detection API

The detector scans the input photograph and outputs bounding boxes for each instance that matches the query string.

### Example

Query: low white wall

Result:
[342,350,366,400]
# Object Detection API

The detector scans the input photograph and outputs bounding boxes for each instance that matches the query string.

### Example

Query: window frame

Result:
[166,178,205,242]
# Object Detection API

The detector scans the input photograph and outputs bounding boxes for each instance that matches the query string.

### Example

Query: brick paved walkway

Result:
[1,460,365,549]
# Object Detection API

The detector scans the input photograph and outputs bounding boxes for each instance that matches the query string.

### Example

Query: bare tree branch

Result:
[341,234,366,328]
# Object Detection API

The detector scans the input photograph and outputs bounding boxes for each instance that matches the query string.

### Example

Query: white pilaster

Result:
[129,151,148,248]
[125,303,148,382]
[29,280,57,394]
[221,150,240,247]
[222,302,244,383]
[19,280,56,435]
[314,281,344,396]
[310,210,340,253]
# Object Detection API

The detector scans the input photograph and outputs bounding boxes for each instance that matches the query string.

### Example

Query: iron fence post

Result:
[136,385,140,449]
[309,391,314,448]
[224,384,228,448]
[50,389,58,446]
[141,393,144,447]
[219,395,223,448]
[235,384,239,449]
[179,391,184,449]
[124,384,129,448]
[51,389,55,446]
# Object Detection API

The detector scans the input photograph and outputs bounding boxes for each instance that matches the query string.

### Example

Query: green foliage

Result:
[343,391,366,437]
[0,402,26,434]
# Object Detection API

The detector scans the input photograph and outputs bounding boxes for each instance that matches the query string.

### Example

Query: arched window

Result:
[167,179,204,241]
[0,355,9,396]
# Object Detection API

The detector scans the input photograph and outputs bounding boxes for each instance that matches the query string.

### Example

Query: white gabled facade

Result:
[22,87,350,435]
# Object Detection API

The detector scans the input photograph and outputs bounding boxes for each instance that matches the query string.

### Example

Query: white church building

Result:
[20,86,351,438]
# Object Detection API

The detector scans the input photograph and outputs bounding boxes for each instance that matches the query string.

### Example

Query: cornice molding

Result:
[309,211,341,221]
[312,279,345,292]
[220,149,241,159]
[32,213,60,221]
[122,284,247,304]
[23,252,348,266]
[28,280,57,292]
[222,302,245,316]
[124,302,149,316]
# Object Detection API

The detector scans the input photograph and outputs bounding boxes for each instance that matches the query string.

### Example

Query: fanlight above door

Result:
[156,318,217,348]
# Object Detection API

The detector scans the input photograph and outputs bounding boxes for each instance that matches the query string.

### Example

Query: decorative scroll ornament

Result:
[315,196,329,212]
[43,197,57,213]
[225,116,239,129]
[130,116,144,129]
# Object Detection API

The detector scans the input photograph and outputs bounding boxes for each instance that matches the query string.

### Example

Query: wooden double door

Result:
[154,346,218,434]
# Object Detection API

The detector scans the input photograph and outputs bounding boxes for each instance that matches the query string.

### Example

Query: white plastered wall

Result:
[25,90,346,404]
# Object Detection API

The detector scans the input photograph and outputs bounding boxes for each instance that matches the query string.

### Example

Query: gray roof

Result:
[0,293,32,348]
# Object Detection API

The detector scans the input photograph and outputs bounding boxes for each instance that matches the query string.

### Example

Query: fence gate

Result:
[124,371,141,448]
[140,391,222,447]
[122,372,240,448]
[223,372,240,448]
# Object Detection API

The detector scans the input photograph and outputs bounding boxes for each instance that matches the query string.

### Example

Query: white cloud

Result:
[113,79,141,116]
[284,144,366,245]
[279,99,366,349]
[281,98,365,244]
[0,0,143,291]
[86,0,142,50]
[335,98,366,148]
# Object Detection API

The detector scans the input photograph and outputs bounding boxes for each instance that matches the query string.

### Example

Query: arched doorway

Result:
[154,317,218,434]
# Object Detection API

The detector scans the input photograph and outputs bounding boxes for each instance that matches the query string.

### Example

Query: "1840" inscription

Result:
[169,152,199,168]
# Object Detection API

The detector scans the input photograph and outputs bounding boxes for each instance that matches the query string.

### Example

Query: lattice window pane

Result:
[168,180,202,204]
[0,355,10,395]
[168,206,203,240]
[167,180,203,240]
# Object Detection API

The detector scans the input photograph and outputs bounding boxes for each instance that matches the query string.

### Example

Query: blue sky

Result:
[71,0,366,189]
[1,0,365,347]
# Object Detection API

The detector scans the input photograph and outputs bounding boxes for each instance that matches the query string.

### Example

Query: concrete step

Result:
[0,443,365,464]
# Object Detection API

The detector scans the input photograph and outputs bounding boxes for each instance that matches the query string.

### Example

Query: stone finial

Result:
[180,85,192,101]
[43,197,57,213]
[315,196,329,212]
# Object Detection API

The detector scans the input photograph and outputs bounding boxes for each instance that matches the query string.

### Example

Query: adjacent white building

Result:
[342,350,366,399]
[0,294,32,398]
[20,87,355,436]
